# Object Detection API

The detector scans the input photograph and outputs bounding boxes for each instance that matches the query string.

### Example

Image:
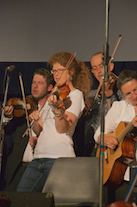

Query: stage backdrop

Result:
[0,0,137,62]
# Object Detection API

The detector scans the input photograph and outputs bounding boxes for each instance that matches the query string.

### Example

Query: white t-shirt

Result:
[2,112,33,162]
[33,89,85,159]
[94,99,137,180]
[22,104,44,162]
[22,141,33,162]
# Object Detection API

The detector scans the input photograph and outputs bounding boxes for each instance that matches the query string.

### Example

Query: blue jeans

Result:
[17,158,56,192]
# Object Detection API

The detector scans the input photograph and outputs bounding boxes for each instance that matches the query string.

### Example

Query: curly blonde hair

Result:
[48,51,92,98]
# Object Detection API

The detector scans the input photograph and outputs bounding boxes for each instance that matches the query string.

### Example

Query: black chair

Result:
[42,157,100,207]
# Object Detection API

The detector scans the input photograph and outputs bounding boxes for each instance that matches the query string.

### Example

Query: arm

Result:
[29,110,42,136]
[97,134,118,149]
[48,90,84,133]
[4,105,14,118]
[54,109,77,133]
[132,116,137,137]
[48,94,77,133]
[29,136,38,149]
[2,105,14,124]
[94,101,120,148]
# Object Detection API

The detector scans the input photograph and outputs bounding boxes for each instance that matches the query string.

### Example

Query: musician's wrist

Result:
[105,90,113,99]
[105,93,113,99]
[52,107,65,117]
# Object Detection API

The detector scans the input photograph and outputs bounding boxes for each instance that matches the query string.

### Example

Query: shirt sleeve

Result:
[94,101,120,143]
[66,90,85,118]
[2,116,13,124]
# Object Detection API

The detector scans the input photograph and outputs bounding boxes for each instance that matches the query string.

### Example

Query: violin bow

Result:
[108,34,122,66]
[18,73,32,138]
[93,35,121,103]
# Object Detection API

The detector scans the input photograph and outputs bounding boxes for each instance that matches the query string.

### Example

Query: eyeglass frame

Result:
[51,68,67,75]
[124,88,137,98]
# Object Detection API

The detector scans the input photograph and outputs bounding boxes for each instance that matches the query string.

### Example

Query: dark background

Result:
[0,61,137,103]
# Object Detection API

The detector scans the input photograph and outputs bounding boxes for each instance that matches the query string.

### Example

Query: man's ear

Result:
[91,69,94,74]
[109,62,114,72]
[48,84,53,92]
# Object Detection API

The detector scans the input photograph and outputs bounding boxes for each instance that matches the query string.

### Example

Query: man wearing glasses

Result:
[83,52,123,156]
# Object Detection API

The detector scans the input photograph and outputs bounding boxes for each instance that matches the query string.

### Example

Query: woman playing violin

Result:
[17,51,92,192]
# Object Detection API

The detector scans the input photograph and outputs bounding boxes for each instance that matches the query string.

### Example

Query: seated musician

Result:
[94,69,137,202]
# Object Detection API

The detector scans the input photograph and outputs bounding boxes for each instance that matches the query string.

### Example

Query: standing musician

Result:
[83,52,123,156]
[17,51,92,192]
[1,68,54,191]
[94,70,137,202]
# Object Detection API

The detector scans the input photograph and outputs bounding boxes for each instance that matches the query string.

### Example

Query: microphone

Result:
[6,65,15,72]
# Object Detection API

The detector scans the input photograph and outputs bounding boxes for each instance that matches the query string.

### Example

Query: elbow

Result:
[55,122,69,133]
[56,125,68,133]
[33,125,43,137]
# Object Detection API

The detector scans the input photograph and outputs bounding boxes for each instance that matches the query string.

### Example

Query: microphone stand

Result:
[0,70,11,173]
[99,1,110,207]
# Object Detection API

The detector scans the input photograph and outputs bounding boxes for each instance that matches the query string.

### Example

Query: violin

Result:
[8,96,38,117]
[52,84,70,109]
[84,72,118,116]
[95,72,118,96]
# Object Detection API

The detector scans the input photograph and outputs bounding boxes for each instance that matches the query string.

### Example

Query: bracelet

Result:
[54,112,62,117]
[105,93,113,99]
[52,107,64,117]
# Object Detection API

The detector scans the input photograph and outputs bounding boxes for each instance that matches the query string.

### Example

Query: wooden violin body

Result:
[52,84,70,109]
[84,72,118,116]
[8,96,38,117]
